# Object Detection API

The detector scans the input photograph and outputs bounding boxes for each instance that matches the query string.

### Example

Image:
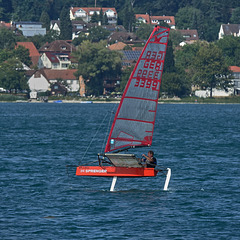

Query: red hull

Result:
[76,166,158,177]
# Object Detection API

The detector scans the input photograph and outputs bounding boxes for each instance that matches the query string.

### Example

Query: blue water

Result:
[0,103,239,239]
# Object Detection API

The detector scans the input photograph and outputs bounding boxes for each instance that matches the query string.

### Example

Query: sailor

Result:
[142,151,157,168]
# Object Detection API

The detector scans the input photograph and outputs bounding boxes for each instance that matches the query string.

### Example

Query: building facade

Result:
[70,7,117,24]
[13,22,46,37]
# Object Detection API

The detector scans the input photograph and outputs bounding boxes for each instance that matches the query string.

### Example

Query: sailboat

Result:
[76,25,171,191]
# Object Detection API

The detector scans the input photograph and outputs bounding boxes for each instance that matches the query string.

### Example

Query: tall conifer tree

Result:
[60,6,72,40]
[40,11,50,31]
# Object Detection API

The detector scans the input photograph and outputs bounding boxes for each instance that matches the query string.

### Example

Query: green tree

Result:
[135,23,153,40]
[73,40,122,96]
[169,30,184,48]
[72,27,110,45]
[216,35,240,66]
[99,8,104,24]
[11,0,46,21]
[40,11,50,31]
[175,42,203,70]
[59,6,72,40]
[118,65,134,92]
[0,49,12,63]
[0,46,31,68]
[90,12,99,23]
[0,28,16,50]
[72,32,88,46]
[87,26,110,42]
[0,0,13,21]
[161,38,191,97]
[230,7,240,23]
[0,58,28,92]
[175,7,205,39]
[198,0,229,41]
[190,43,231,97]
[164,39,176,73]
[161,72,190,97]
[122,2,136,32]
[14,45,32,67]
[103,13,108,25]
[150,0,179,16]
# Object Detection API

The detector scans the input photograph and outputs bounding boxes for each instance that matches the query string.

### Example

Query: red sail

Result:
[105,26,170,153]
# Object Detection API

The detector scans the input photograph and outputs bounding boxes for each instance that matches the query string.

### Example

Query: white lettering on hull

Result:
[80,169,107,173]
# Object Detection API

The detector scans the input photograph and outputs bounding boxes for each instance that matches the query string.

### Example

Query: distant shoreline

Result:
[1,94,240,104]
[1,100,240,104]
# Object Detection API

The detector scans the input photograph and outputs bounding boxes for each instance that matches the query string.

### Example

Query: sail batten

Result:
[105,26,170,153]
[124,96,158,101]
[116,118,154,124]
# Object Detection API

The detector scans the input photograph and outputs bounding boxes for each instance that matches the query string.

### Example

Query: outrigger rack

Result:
[76,153,171,192]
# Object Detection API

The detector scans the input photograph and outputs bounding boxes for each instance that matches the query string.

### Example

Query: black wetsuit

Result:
[146,157,157,168]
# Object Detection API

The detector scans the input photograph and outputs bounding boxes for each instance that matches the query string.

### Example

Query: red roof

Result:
[16,42,40,57]
[43,69,78,80]
[0,21,12,28]
[16,42,40,66]
[108,42,127,51]
[229,66,240,72]
[45,52,59,63]
[135,14,151,24]
[150,16,175,26]
[39,40,76,53]
[71,7,117,16]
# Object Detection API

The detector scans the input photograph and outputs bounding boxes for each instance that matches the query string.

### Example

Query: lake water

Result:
[0,103,239,239]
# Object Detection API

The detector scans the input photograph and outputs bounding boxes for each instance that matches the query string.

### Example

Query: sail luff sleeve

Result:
[105,26,170,153]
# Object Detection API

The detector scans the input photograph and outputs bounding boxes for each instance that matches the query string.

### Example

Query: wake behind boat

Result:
[76,25,171,191]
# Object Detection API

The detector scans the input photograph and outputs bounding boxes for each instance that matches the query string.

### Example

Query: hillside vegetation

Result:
[1,0,240,41]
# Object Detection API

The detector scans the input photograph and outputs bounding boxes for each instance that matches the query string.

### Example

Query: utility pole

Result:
[95,0,97,8]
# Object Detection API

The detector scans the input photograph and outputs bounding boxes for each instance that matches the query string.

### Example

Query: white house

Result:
[39,52,72,69]
[27,70,50,93]
[230,66,240,95]
[218,24,240,39]
[135,14,151,24]
[27,69,80,94]
[50,20,61,33]
[42,69,80,92]
[150,16,175,29]
[70,7,117,24]
[195,89,234,98]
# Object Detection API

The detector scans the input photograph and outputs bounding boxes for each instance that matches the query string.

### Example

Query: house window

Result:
[61,46,67,50]
[76,25,83,29]
[61,64,69,68]
[54,86,58,89]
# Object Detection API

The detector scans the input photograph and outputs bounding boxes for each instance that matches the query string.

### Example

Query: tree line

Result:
[1,0,240,41]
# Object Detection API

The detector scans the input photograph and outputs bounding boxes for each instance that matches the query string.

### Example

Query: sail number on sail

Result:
[134,78,161,91]
[133,50,165,91]
[144,50,165,60]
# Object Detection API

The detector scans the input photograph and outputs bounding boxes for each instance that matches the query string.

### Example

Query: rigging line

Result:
[78,109,110,166]
[101,104,117,153]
